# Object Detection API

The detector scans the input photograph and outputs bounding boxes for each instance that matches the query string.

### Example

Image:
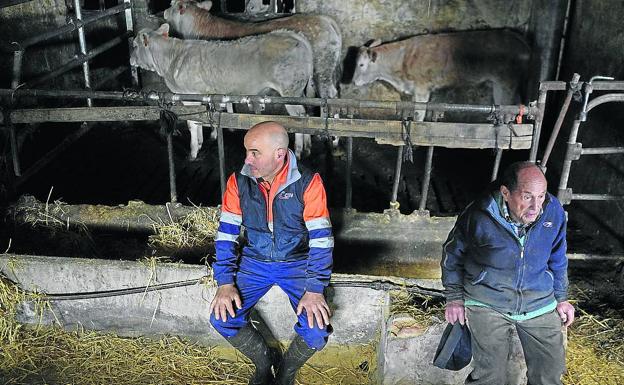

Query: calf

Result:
[130,24,314,159]
[352,30,530,120]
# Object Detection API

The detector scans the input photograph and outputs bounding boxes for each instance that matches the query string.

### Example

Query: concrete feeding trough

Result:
[0,250,530,385]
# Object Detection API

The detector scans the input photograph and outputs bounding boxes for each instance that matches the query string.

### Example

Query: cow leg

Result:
[285,104,309,159]
[187,120,202,160]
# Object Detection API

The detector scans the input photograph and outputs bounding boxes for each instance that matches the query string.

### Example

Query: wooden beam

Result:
[9,106,533,149]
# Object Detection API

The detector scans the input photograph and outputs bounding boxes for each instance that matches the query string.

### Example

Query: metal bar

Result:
[1,88,536,116]
[581,147,624,155]
[586,94,624,112]
[529,87,548,162]
[73,0,93,107]
[491,148,503,181]
[418,146,434,210]
[22,32,131,89]
[166,133,177,203]
[540,81,624,91]
[571,193,624,201]
[11,3,130,51]
[557,119,582,201]
[542,73,581,169]
[11,50,23,89]
[15,123,91,188]
[8,122,21,176]
[124,0,139,87]
[390,146,403,204]
[217,115,226,200]
[345,136,353,209]
[0,0,35,9]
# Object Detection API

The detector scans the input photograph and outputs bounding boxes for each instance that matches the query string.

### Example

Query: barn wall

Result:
[549,0,624,253]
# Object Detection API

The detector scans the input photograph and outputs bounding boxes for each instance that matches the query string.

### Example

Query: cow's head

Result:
[352,39,382,87]
[164,0,212,33]
[130,24,170,72]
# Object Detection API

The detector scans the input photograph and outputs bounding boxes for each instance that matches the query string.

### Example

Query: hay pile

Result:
[148,206,220,251]
[389,290,445,327]
[0,275,371,385]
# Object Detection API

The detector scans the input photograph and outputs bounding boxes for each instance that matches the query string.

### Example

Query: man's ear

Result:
[277,148,287,159]
[500,185,510,201]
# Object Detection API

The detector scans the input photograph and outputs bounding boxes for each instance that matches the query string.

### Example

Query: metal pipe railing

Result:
[123,0,139,87]
[73,0,93,107]
[581,147,624,155]
[2,88,536,117]
[529,88,547,162]
[390,146,403,207]
[491,148,503,181]
[571,193,624,201]
[166,132,177,203]
[21,32,132,89]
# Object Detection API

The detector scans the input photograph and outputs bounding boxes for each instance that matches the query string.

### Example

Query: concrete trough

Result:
[0,254,532,384]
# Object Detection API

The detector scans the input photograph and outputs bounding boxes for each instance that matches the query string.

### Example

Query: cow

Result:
[129,24,314,159]
[352,30,530,121]
[164,0,342,100]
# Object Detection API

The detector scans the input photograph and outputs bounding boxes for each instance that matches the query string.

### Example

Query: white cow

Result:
[353,30,530,121]
[129,24,314,159]
[164,0,344,154]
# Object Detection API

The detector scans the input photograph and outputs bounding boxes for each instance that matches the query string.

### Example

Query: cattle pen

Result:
[3,0,624,384]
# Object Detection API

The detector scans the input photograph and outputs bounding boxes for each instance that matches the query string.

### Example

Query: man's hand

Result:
[297,291,331,329]
[445,300,465,325]
[209,284,242,321]
[556,300,575,327]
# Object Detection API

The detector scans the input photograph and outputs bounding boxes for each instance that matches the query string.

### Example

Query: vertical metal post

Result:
[9,49,24,176]
[390,145,403,205]
[345,136,353,209]
[529,88,548,162]
[166,132,177,203]
[124,0,139,87]
[418,146,434,210]
[217,114,226,200]
[491,148,503,181]
[557,119,582,200]
[73,0,93,107]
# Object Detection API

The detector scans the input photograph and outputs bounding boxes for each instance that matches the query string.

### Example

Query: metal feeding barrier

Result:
[2,0,546,212]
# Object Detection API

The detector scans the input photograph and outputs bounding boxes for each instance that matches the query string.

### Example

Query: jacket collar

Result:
[241,149,301,193]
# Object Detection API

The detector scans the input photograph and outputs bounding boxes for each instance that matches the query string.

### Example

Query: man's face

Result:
[501,167,547,225]
[243,131,284,181]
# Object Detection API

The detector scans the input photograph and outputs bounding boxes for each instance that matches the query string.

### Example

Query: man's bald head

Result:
[246,121,289,151]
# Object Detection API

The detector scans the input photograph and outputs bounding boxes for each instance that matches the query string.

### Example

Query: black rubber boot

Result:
[227,325,279,385]
[274,335,317,385]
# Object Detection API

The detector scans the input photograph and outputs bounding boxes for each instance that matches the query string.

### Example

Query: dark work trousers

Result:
[465,306,565,385]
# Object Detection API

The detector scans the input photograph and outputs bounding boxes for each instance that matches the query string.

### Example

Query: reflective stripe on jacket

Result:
[214,150,333,293]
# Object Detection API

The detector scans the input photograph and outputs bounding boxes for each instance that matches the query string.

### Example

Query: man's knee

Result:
[210,313,246,339]
[296,323,332,350]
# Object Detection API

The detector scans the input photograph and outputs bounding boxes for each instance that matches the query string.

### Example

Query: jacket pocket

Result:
[470,270,487,285]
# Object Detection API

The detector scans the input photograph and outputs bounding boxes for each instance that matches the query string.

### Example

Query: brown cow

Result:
[353,30,530,120]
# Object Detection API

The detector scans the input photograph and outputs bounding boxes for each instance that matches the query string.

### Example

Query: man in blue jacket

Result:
[210,121,333,385]
[441,161,575,384]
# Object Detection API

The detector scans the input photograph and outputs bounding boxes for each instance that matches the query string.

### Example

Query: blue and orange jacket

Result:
[214,149,333,293]
[441,192,568,315]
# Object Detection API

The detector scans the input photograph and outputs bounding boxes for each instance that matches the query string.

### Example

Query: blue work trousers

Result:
[210,257,331,350]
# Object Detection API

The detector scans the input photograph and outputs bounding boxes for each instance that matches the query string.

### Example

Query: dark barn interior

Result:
[0,0,624,384]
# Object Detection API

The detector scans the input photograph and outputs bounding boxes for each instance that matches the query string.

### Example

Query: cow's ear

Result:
[371,51,378,63]
[142,33,149,47]
[197,1,213,11]
[156,23,170,38]
[369,39,382,48]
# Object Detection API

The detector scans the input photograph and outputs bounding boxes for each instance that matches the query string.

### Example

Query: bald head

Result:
[500,161,547,224]
[243,121,290,182]
[246,121,289,151]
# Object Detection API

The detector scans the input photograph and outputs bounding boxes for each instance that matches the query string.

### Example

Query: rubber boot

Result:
[274,335,317,385]
[227,324,279,385]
